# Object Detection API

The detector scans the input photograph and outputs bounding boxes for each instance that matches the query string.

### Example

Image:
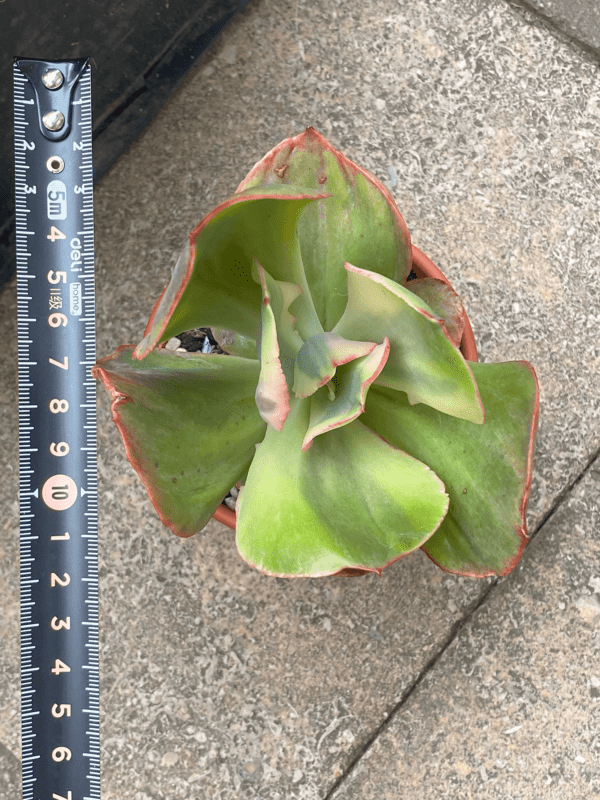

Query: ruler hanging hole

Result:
[46,155,65,173]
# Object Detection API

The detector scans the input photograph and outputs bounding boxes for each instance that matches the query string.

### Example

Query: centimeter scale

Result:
[14,58,101,800]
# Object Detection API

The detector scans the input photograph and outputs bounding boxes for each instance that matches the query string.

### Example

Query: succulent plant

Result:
[93,127,539,579]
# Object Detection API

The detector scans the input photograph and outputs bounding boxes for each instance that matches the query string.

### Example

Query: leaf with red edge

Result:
[92,346,266,537]
[334,263,485,424]
[252,260,304,430]
[407,277,466,349]
[236,127,412,330]
[302,339,390,451]
[362,360,540,576]
[235,397,449,577]
[134,185,330,359]
[292,331,377,400]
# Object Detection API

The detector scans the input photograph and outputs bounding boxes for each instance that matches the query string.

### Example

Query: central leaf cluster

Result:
[251,256,393,452]
[251,238,485,456]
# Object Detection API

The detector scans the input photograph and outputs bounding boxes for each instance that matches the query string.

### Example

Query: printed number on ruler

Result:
[14,57,100,800]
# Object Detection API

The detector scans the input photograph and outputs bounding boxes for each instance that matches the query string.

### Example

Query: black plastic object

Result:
[1,0,253,289]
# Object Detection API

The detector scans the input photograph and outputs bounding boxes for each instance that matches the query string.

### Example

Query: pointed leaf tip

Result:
[335,263,485,425]
[253,260,294,431]
[236,128,412,330]
[301,338,390,451]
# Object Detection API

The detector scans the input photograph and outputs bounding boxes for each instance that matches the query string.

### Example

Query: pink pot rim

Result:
[410,245,478,362]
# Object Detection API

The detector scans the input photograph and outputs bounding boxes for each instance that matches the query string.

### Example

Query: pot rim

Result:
[410,245,478,362]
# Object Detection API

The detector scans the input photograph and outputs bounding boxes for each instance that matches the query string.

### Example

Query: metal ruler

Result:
[13,57,100,800]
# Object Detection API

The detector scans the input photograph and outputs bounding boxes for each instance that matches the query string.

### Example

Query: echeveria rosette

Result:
[93,126,540,579]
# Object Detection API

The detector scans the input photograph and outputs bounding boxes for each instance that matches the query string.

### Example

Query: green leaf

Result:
[333,263,485,424]
[252,260,304,430]
[236,127,412,330]
[252,259,303,385]
[235,397,449,577]
[92,345,266,537]
[212,328,258,359]
[302,339,390,450]
[134,185,330,359]
[362,360,540,576]
[292,331,377,399]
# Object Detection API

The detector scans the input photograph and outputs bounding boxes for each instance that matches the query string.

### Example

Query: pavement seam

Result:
[324,441,600,799]
[503,0,600,65]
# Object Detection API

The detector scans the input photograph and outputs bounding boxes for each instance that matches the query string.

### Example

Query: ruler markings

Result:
[15,58,100,800]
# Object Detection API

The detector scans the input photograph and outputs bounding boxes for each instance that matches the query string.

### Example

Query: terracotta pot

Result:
[409,246,478,363]
[212,245,479,531]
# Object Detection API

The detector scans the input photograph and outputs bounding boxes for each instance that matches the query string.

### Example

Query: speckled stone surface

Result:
[1,0,600,797]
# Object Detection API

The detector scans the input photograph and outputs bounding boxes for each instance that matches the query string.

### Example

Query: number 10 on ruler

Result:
[14,57,100,800]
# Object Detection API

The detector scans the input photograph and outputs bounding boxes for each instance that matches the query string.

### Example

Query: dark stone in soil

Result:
[177,327,228,354]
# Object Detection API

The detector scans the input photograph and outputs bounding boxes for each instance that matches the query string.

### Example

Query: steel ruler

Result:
[13,57,100,800]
